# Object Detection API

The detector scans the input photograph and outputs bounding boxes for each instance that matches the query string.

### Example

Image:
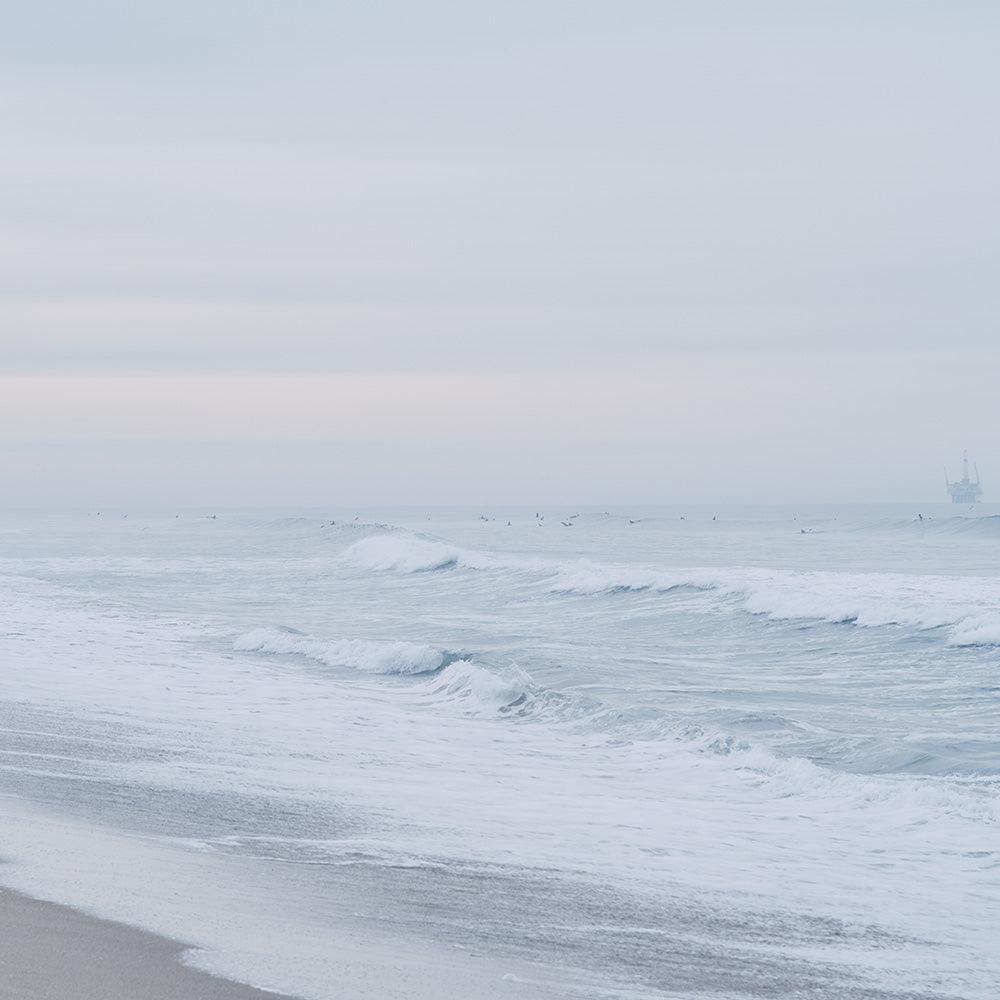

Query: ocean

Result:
[0,505,997,999]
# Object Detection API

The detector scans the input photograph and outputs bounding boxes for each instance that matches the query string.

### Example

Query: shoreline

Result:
[0,887,299,1000]
[0,793,552,1000]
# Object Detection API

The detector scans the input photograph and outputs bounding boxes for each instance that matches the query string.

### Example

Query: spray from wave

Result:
[425,660,538,715]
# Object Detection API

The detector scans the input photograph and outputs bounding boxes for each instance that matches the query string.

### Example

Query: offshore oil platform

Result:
[945,451,983,504]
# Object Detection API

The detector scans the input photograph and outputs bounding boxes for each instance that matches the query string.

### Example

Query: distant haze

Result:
[2,2,997,505]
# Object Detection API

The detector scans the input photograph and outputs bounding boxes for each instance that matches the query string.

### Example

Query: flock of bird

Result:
[91,511,731,526]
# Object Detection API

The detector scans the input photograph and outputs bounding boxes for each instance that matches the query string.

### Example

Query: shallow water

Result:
[0,505,997,998]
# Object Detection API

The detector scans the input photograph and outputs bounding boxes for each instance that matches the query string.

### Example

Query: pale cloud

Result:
[0,357,993,504]
[1,2,998,502]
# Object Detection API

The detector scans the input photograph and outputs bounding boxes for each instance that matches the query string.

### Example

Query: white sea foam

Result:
[235,625,550,718]
[339,534,488,572]
[234,627,450,675]
[726,569,1000,645]
[426,660,537,714]
[545,553,1000,648]
[546,557,1000,643]
[339,533,548,575]
[347,533,1000,647]
[4,508,1000,1000]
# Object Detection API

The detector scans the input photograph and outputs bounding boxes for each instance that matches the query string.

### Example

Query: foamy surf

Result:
[339,533,550,575]
[343,528,1000,647]
[234,627,456,675]
[1,505,998,1000]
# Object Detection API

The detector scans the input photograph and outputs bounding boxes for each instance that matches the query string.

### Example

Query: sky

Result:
[2,1,998,505]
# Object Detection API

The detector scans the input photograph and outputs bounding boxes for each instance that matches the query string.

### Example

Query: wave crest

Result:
[339,535,499,573]
[550,563,1000,648]
[340,530,1000,648]
[426,660,537,714]
[234,628,454,675]
[549,562,714,596]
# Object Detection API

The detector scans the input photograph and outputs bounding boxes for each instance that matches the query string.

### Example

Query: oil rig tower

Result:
[946,451,983,504]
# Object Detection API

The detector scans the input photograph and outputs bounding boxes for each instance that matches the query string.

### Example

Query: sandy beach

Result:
[0,888,296,1000]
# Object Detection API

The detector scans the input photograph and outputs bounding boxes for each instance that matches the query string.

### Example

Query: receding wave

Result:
[234,627,457,675]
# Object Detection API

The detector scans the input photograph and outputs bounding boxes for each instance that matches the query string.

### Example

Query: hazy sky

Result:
[2,1,998,505]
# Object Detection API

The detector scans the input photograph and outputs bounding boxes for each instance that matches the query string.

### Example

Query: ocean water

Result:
[0,505,997,999]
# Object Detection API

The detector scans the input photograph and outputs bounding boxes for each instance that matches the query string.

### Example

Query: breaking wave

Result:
[339,535,510,573]
[431,671,999,802]
[340,530,1000,648]
[234,627,457,675]
[725,569,1000,646]
[232,623,1000,826]
[235,624,601,722]
[549,563,716,595]
[558,563,1000,646]
[424,660,539,715]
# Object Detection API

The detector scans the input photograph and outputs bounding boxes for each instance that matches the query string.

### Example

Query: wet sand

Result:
[0,888,297,1000]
